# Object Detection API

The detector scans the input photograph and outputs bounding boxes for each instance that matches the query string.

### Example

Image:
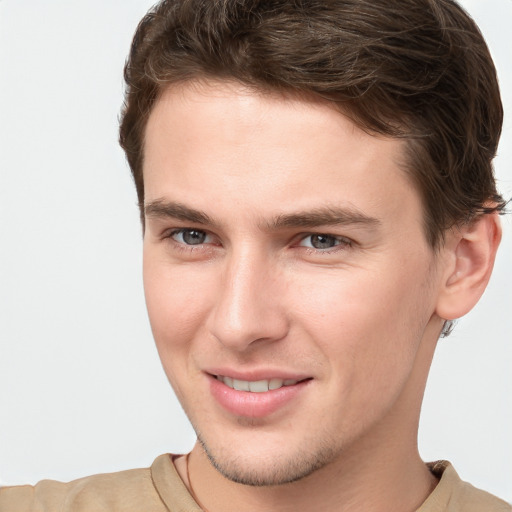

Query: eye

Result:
[298,234,350,250]
[171,228,211,245]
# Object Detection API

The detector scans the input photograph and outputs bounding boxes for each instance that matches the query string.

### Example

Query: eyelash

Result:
[297,233,352,252]
[165,228,218,254]
[165,228,353,255]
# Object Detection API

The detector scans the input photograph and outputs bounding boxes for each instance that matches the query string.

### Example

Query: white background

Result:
[0,0,511,502]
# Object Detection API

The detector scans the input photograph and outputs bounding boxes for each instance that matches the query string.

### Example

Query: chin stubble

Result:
[196,432,338,487]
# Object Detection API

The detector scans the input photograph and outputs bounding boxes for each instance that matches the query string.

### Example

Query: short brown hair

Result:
[119,0,506,248]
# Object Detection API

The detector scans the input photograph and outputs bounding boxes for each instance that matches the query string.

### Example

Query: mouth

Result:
[209,373,312,418]
[215,375,306,392]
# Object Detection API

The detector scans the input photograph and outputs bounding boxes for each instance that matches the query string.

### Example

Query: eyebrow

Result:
[267,207,381,230]
[144,200,214,225]
[144,200,381,231]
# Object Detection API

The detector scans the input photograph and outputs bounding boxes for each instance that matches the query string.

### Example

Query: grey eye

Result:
[307,234,338,249]
[174,229,208,245]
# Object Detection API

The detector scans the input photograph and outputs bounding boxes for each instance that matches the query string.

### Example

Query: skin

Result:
[142,80,500,512]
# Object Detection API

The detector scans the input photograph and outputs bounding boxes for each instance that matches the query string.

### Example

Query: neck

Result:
[183,433,436,512]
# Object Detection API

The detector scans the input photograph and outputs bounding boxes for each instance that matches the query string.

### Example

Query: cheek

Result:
[143,254,217,404]
[290,262,434,375]
[143,254,213,355]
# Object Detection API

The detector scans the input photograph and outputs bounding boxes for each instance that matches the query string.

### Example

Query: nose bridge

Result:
[209,244,287,349]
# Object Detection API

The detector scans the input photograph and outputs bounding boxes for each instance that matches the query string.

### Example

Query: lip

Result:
[205,367,310,382]
[207,372,312,418]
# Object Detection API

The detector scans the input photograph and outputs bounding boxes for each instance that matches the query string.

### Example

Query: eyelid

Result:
[296,232,353,248]
[168,227,215,245]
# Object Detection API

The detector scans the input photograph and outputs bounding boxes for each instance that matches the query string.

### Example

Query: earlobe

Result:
[435,212,502,321]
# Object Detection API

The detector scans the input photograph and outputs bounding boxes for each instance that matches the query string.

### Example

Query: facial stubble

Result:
[194,424,339,487]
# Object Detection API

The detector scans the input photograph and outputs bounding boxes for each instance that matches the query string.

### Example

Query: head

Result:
[119,0,504,488]
[120,0,505,248]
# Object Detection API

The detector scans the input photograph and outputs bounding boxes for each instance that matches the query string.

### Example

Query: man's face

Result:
[142,81,445,485]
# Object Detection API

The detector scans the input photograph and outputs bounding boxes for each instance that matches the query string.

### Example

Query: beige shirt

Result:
[1,455,510,511]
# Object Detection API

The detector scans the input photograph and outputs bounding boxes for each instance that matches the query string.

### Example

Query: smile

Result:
[210,373,312,417]
[215,375,301,392]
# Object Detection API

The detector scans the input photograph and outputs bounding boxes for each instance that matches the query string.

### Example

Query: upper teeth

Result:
[216,376,299,392]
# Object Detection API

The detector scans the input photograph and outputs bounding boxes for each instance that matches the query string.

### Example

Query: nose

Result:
[208,248,289,351]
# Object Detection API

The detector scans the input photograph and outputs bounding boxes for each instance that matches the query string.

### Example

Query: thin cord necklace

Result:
[186,452,211,512]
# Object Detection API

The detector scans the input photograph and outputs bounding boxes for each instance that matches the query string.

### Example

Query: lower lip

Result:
[209,376,311,418]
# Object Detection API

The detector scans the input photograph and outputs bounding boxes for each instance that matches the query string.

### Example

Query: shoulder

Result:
[419,461,511,512]
[451,478,512,512]
[0,457,170,512]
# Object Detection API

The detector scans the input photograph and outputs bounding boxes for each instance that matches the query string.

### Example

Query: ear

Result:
[435,212,502,321]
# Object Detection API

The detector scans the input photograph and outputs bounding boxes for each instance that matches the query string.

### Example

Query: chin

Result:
[197,431,339,487]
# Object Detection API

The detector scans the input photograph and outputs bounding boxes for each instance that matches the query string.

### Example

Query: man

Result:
[1,0,510,510]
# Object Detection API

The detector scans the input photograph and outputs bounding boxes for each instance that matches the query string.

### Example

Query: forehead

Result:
[143,80,421,232]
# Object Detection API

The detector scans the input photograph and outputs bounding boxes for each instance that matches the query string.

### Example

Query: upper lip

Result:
[205,368,312,382]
